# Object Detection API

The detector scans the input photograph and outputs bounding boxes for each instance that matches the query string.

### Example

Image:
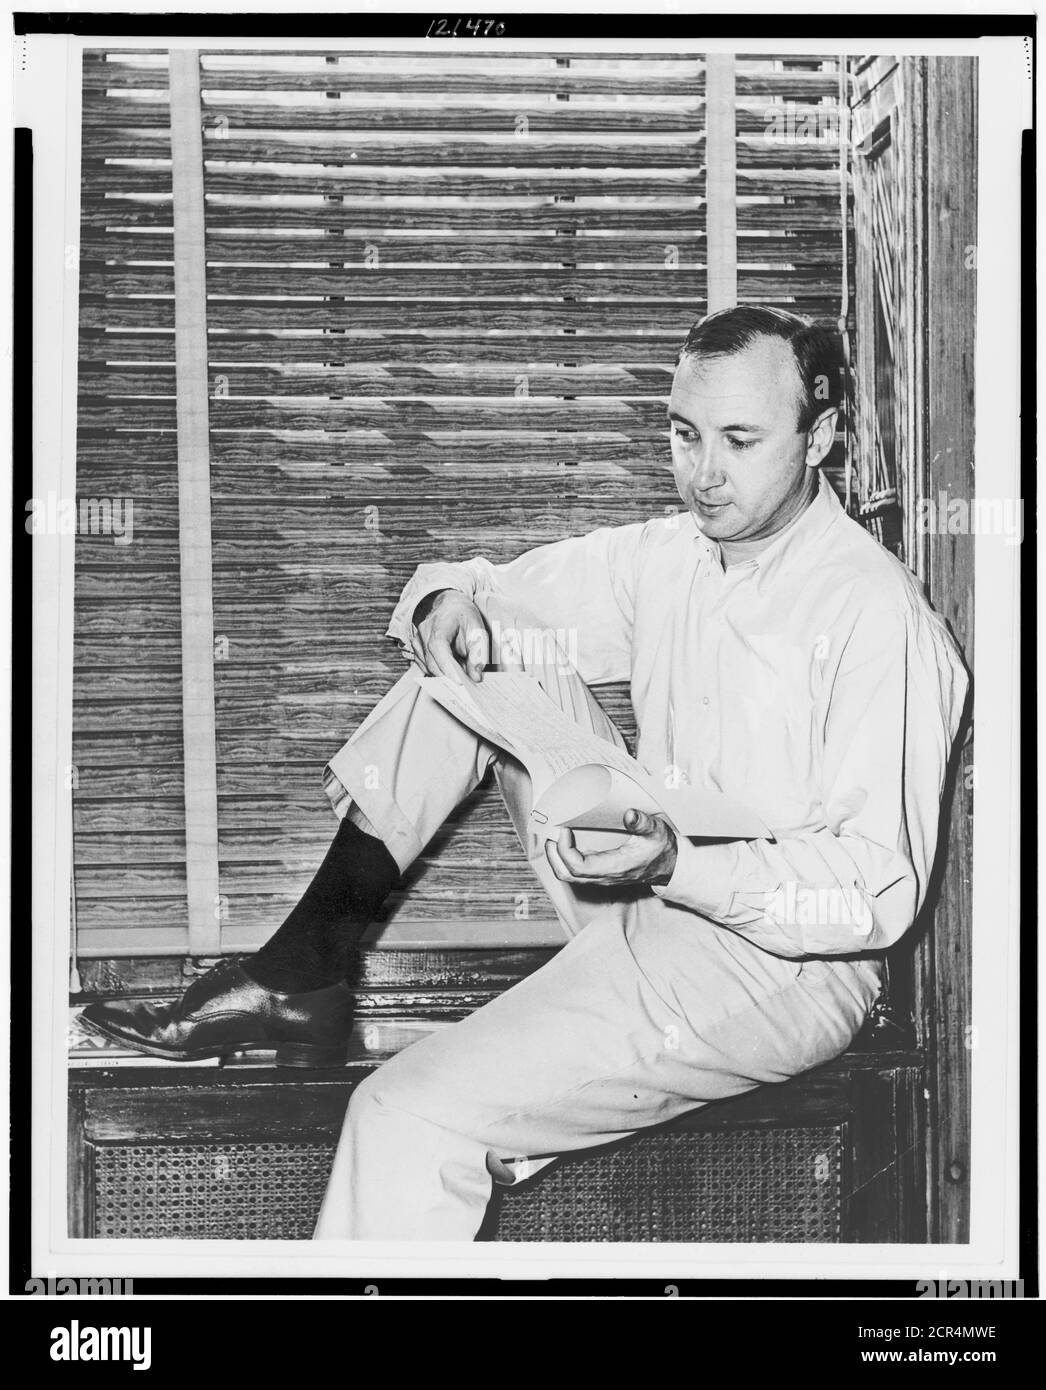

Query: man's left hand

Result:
[545,809,678,888]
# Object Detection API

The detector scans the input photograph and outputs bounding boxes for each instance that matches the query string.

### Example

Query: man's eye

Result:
[727,436,756,451]
[672,427,696,443]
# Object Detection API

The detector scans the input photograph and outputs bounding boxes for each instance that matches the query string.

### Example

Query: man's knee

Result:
[346,1053,457,1140]
[347,1067,409,1126]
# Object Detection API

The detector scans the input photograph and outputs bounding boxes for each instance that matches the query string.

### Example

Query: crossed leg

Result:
[322,590,635,940]
[314,594,880,1240]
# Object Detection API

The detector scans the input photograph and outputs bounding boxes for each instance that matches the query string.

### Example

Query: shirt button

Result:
[702,697,710,707]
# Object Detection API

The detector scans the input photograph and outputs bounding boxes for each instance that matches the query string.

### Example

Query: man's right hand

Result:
[410,590,490,684]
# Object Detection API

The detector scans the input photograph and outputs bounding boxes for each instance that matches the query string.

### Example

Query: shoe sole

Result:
[77,1014,348,1069]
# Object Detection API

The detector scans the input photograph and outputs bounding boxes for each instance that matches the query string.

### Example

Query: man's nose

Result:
[690,441,727,491]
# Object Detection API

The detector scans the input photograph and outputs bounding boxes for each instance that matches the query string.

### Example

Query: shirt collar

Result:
[690,471,843,576]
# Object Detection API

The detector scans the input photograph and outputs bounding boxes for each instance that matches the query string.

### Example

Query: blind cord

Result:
[70,795,81,994]
[838,55,855,517]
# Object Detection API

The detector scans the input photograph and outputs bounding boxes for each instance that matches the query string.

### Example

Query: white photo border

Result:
[16,19,1029,1285]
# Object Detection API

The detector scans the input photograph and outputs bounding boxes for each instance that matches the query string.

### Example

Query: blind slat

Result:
[80,232,840,265]
[83,200,842,231]
[81,295,842,333]
[80,365,677,395]
[85,98,711,134]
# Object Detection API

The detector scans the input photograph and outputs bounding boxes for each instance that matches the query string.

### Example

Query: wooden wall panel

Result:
[922,56,977,1247]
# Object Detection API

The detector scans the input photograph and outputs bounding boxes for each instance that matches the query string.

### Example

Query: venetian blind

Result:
[73,48,849,957]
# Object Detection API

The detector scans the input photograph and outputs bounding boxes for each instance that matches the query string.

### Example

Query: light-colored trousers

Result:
[313,593,882,1240]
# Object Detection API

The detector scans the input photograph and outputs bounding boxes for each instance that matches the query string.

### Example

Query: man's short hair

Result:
[678,305,843,432]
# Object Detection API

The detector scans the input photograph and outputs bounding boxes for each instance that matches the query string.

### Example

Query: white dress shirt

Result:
[387,473,969,960]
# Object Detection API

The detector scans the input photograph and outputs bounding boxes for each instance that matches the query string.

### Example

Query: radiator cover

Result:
[89,1125,842,1242]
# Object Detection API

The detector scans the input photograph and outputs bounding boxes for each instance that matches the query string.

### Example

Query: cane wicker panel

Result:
[91,1140,334,1240]
[90,1125,841,1242]
[494,1127,842,1242]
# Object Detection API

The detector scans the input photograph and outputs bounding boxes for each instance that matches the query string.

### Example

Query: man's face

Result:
[667,335,827,547]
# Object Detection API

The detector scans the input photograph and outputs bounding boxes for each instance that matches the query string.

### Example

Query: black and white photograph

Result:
[12,10,1030,1313]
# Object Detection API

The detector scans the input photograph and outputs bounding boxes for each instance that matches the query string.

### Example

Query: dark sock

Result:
[245,819,400,993]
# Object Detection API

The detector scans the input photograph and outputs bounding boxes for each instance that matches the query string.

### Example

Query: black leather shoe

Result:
[79,959,353,1068]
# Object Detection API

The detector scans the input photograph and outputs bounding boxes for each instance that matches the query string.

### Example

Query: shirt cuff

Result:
[386,564,480,648]
[650,835,741,922]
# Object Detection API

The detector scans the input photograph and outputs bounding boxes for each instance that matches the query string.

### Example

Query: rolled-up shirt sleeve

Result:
[387,523,648,685]
[652,600,970,957]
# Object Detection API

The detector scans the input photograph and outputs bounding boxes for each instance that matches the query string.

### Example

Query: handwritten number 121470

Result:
[427,18,507,37]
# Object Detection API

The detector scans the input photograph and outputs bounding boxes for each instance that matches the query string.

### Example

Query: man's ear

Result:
[803,405,839,470]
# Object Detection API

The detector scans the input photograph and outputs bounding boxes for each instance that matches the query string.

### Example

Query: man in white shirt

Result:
[83,306,969,1241]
